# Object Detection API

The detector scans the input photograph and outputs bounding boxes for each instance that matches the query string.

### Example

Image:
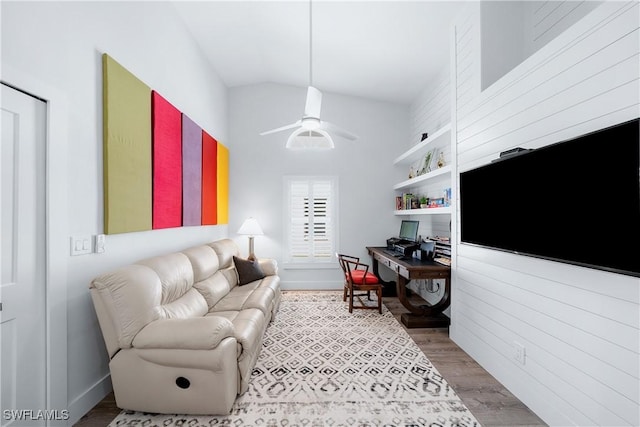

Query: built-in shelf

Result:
[394,206,451,216]
[393,122,452,217]
[393,123,451,166]
[393,165,451,191]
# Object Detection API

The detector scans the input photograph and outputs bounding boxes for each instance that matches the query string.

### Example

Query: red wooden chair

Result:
[337,253,382,314]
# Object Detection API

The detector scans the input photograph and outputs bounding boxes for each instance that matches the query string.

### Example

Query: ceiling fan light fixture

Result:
[301,116,321,130]
[286,128,334,150]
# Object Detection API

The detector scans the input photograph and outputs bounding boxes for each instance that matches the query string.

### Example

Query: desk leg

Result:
[370,255,397,297]
[397,275,451,328]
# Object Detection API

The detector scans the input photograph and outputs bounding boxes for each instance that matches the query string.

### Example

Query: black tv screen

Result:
[460,118,640,277]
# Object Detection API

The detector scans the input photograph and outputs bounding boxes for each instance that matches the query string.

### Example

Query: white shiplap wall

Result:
[451,2,639,426]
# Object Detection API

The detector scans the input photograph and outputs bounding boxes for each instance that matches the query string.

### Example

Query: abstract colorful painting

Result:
[102,53,229,234]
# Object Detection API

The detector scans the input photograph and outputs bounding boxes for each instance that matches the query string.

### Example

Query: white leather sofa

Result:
[89,238,281,415]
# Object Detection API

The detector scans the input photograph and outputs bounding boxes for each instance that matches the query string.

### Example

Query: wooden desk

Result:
[366,246,451,329]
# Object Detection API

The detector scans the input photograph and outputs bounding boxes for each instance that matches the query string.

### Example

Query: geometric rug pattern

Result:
[108,291,481,426]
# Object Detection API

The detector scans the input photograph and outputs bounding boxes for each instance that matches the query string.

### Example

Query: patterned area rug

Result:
[109,291,480,426]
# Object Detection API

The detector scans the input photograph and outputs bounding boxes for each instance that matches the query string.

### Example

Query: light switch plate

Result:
[70,235,92,256]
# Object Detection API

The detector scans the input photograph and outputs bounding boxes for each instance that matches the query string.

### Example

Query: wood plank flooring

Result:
[74,295,547,427]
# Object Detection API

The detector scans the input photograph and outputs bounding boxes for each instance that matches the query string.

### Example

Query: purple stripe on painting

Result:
[182,114,202,226]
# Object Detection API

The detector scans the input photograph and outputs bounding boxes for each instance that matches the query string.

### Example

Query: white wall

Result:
[229,83,407,289]
[451,2,639,426]
[1,2,229,423]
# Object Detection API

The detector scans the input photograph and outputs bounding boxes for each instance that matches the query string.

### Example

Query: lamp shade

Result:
[237,217,264,236]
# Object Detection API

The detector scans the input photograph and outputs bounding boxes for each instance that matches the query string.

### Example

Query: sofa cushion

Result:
[182,245,219,282]
[208,239,240,269]
[136,253,194,304]
[212,286,273,318]
[193,271,231,310]
[233,256,266,286]
[158,288,208,319]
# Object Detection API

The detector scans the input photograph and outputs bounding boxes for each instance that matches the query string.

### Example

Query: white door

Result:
[1,84,47,426]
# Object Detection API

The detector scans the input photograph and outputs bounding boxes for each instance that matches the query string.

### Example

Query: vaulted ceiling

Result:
[172,1,468,105]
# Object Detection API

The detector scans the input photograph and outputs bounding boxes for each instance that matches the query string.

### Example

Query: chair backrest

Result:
[336,253,358,275]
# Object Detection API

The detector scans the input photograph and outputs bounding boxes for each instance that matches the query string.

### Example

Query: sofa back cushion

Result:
[136,252,208,319]
[209,239,240,288]
[182,245,220,282]
[208,239,239,269]
[193,271,231,310]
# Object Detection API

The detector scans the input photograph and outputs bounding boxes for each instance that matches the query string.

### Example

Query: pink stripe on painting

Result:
[152,91,182,229]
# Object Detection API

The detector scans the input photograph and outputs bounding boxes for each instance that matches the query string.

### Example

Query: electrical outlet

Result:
[513,341,526,365]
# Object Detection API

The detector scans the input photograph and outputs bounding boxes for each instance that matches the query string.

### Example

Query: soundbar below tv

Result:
[459,118,640,278]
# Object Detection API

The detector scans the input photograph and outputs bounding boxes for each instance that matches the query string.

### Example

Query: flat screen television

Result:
[459,118,640,278]
[399,220,419,242]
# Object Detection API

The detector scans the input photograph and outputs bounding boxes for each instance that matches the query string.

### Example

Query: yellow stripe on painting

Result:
[216,142,229,224]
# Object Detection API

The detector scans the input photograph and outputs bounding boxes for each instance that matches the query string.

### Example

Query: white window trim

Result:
[282,175,339,269]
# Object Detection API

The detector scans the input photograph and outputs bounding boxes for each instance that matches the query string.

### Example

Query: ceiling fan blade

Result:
[259,121,301,136]
[322,121,358,141]
[304,86,322,119]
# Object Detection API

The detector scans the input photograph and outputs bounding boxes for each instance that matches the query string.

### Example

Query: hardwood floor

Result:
[382,296,546,427]
[74,295,546,427]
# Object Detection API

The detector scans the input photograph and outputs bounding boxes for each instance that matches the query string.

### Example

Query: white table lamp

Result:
[237,217,264,261]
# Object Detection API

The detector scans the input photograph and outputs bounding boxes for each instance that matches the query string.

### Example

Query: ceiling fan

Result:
[259,1,358,149]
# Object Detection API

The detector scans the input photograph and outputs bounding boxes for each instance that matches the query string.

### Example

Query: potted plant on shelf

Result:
[419,196,429,209]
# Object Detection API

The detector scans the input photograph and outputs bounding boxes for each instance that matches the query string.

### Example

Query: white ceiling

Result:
[172,1,468,105]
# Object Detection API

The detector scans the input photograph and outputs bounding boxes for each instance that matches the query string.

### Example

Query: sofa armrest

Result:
[132,316,234,350]
[258,258,278,276]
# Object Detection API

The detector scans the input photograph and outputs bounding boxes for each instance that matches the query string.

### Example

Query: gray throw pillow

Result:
[233,256,266,285]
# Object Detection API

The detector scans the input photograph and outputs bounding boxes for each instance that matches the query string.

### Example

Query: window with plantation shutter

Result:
[285,177,338,264]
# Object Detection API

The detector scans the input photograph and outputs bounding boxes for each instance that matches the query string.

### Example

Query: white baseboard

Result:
[67,374,112,425]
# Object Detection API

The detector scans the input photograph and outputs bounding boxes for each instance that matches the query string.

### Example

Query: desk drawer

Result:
[374,253,398,271]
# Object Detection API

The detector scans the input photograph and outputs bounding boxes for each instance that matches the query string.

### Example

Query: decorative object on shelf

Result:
[237,217,264,261]
[429,198,445,208]
[421,132,429,141]
[408,166,416,179]
[443,188,451,206]
[437,151,445,168]
[419,196,428,209]
[420,149,437,175]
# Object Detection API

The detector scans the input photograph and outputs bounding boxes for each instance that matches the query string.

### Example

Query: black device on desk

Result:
[386,220,420,256]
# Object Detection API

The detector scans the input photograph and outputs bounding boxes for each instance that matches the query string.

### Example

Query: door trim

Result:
[1,65,69,426]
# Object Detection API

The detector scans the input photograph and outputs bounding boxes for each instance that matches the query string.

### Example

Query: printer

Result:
[387,220,421,256]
